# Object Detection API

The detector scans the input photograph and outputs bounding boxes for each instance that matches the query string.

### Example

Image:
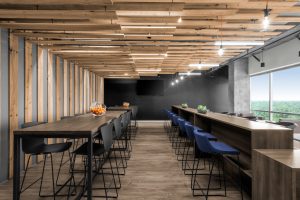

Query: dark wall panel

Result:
[18,37,25,170]
[105,69,230,120]
[0,29,9,182]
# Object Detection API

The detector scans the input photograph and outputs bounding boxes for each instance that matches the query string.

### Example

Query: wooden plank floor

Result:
[0,127,250,199]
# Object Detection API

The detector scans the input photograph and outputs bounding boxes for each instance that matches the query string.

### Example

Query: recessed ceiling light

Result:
[125,34,173,37]
[51,50,122,53]
[189,63,219,68]
[131,53,167,56]
[135,68,161,72]
[179,72,202,76]
[214,41,264,46]
[132,57,165,60]
[122,25,176,29]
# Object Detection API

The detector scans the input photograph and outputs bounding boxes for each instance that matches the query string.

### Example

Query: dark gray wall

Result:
[207,67,232,113]
[104,67,230,120]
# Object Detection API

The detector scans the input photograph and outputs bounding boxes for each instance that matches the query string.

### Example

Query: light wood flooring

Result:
[0,127,249,200]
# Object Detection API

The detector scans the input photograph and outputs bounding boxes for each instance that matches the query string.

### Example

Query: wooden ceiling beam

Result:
[0,23,121,31]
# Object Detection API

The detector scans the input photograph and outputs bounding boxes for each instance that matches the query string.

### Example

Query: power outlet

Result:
[261,62,265,67]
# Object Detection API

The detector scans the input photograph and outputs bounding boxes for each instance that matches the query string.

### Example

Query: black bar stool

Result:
[69,121,120,199]
[20,122,73,199]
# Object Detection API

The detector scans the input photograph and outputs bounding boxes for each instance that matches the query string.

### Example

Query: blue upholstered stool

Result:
[192,131,244,200]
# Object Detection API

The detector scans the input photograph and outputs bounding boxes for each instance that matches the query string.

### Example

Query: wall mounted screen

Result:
[136,80,164,96]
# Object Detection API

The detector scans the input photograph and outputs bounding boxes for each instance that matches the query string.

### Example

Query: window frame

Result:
[250,65,300,121]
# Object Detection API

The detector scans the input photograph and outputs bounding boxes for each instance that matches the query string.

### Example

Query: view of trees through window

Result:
[250,66,300,122]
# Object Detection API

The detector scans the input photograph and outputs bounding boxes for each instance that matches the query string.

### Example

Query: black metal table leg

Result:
[87,135,93,200]
[13,135,21,200]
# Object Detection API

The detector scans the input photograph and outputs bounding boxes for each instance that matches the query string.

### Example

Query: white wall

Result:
[249,38,300,75]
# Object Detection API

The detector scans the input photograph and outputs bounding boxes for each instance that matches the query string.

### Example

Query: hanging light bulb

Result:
[180,76,184,80]
[218,17,224,57]
[171,81,174,86]
[218,45,224,56]
[263,16,269,30]
[263,4,270,30]
[175,79,179,83]
[178,17,182,23]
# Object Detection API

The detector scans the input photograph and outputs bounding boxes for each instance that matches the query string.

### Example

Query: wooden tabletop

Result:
[254,149,300,169]
[14,110,125,138]
[173,105,290,131]
[107,106,136,111]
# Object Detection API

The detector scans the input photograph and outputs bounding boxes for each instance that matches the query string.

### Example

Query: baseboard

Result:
[133,120,169,128]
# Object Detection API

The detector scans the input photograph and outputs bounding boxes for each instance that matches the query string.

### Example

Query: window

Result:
[250,73,270,120]
[250,66,300,122]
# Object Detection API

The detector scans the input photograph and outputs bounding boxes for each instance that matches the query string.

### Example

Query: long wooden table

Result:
[172,105,293,194]
[13,111,125,200]
[107,105,136,111]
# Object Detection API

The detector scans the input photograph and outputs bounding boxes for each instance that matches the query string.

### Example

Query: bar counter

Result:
[172,105,293,193]
[253,149,300,200]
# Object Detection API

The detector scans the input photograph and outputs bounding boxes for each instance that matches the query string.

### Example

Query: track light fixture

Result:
[260,49,265,67]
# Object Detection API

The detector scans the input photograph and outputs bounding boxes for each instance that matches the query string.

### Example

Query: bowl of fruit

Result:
[90,102,106,117]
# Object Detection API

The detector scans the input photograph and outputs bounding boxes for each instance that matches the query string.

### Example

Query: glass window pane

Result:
[252,110,270,120]
[271,113,300,122]
[272,66,300,121]
[250,73,270,112]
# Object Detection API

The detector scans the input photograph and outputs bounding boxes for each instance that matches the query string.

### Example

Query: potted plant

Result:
[197,104,208,114]
[181,103,188,108]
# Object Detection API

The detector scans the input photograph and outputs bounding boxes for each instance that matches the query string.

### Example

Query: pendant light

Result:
[218,16,224,56]
[178,17,182,23]
[263,1,270,30]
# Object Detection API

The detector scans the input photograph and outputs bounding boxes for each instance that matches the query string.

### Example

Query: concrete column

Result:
[228,58,250,114]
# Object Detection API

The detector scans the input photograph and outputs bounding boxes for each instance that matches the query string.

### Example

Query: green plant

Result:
[181,103,188,108]
[197,104,207,113]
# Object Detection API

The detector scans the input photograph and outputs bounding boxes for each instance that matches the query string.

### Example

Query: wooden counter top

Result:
[173,105,290,131]
[253,149,300,200]
[254,149,300,169]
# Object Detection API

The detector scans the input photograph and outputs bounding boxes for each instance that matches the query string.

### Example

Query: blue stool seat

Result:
[194,131,239,156]
[178,118,190,134]
[184,123,195,140]
[194,128,217,140]
[209,141,239,155]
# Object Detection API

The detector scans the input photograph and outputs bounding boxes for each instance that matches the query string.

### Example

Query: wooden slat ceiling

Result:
[1,0,300,78]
